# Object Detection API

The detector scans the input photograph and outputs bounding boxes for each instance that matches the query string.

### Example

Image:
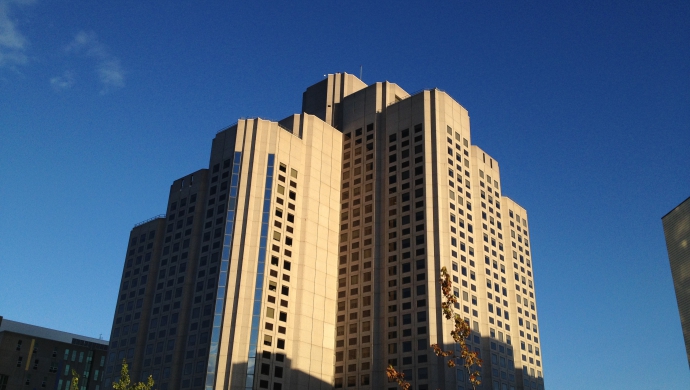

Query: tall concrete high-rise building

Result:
[662,196,690,368]
[104,74,545,390]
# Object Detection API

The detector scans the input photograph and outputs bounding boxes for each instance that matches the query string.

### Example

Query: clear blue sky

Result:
[1,0,688,388]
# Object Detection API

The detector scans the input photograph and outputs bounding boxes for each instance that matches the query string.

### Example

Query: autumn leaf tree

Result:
[387,266,482,390]
[385,365,411,390]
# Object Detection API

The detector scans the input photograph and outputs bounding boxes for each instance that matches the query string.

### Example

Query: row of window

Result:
[178,160,230,389]
[248,159,295,390]
[335,125,377,382]
[448,135,544,388]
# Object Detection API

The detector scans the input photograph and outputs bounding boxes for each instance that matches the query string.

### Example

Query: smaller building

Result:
[0,316,108,390]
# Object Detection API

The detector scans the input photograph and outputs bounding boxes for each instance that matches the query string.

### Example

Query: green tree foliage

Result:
[112,360,154,390]
[70,370,79,390]
[71,360,154,390]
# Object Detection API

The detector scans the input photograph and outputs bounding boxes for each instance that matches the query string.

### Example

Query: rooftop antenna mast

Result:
[360,65,363,80]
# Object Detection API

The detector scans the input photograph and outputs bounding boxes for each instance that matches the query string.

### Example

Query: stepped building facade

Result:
[103,74,545,390]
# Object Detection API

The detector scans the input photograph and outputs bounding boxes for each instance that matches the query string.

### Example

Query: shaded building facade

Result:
[104,74,545,390]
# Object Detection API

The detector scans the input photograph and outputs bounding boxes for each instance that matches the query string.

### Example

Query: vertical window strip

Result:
[245,154,274,390]
[205,151,242,390]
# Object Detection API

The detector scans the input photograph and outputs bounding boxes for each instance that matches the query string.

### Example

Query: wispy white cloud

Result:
[97,58,123,89]
[0,0,35,69]
[50,70,74,90]
[64,30,124,94]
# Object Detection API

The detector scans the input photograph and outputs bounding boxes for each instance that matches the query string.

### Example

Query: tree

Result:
[385,365,411,390]
[70,360,153,390]
[387,266,482,390]
[112,360,154,390]
[431,266,482,388]
[69,370,79,390]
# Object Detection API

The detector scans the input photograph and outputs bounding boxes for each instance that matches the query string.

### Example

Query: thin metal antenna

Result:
[360,65,363,80]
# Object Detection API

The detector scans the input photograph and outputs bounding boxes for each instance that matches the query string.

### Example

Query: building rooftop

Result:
[0,316,108,346]
[662,195,690,220]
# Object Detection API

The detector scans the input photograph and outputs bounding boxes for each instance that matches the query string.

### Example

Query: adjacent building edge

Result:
[662,196,690,370]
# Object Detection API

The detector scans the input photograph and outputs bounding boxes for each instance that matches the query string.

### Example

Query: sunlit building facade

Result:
[103,74,545,390]
[304,75,545,390]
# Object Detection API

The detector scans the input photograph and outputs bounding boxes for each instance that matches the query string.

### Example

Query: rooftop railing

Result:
[133,214,166,228]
